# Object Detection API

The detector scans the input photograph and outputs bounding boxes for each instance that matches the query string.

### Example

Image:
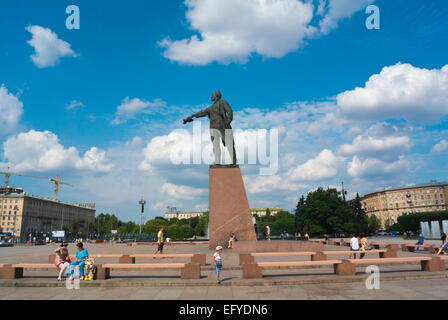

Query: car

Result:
[377,231,388,236]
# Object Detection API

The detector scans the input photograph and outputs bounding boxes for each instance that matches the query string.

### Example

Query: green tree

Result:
[118,221,138,234]
[348,193,369,234]
[71,219,80,236]
[397,210,448,232]
[144,217,168,235]
[367,215,381,233]
[166,224,179,239]
[294,195,305,232]
[300,188,354,236]
[265,208,271,217]
[178,224,194,239]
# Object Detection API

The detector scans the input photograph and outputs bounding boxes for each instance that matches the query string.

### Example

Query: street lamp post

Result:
[138,197,147,236]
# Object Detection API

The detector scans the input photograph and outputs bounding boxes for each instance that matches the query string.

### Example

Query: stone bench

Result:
[335,257,445,276]
[322,249,396,259]
[0,262,201,280]
[401,244,433,252]
[129,254,206,266]
[239,252,317,265]
[242,260,343,278]
[239,249,396,265]
[0,263,56,279]
[48,253,206,266]
[96,263,201,279]
[242,256,446,278]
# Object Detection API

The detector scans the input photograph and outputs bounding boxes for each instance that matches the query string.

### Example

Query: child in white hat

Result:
[213,246,223,284]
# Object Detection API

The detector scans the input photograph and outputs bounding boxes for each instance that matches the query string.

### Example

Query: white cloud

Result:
[151,202,166,211]
[26,25,78,68]
[65,100,84,110]
[2,130,113,173]
[337,123,412,161]
[337,63,448,123]
[318,0,374,34]
[306,110,348,133]
[348,156,410,180]
[138,130,196,172]
[288,149,345,181]
[160,0,315,65]
[112,97,166,124]
[431,139,448,154]
[0,85,23,133]
[161,183,206,200]
[246,174,308,194]
[80,147,114,172]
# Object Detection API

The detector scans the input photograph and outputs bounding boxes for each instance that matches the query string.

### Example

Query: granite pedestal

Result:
[209,166,257,249]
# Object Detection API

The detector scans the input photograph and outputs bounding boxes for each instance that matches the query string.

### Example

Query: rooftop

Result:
[363,180,448,197]
[0,187,95,209]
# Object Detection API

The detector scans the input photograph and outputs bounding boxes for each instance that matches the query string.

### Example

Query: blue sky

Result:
[0,0,447,222]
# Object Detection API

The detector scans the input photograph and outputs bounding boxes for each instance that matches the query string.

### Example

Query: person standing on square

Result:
[213,246,223,284]
[153,227,165,255]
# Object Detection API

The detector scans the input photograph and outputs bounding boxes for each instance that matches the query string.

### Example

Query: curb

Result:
[1,272,448,288]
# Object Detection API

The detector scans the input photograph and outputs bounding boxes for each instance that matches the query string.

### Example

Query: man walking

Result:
[153,227,165,255]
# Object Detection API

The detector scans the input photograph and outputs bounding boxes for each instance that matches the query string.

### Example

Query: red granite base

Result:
[209,167,257,249]
[232,240,324,253]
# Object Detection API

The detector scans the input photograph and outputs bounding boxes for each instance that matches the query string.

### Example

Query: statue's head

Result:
[211,90,222,102]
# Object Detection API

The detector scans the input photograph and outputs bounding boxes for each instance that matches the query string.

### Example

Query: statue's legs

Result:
[225,129,237,165]
[210,129,222,165]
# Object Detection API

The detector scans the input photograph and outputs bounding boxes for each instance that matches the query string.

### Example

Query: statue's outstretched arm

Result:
[183,107,210,124]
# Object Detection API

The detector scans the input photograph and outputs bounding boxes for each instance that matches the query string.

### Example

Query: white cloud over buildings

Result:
[2,130,113,173]
[288,149,346,181]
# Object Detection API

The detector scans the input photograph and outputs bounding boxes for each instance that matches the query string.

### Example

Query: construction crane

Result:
[0,167,47,188]
[1,167,74,201]
[49,174,74,201]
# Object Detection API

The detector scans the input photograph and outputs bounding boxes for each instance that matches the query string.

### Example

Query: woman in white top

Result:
[349,234,359,259]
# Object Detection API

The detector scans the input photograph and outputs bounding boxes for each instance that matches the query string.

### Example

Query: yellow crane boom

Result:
[0,168,74,201]
[0,167,47,187]
[49,174,74,201]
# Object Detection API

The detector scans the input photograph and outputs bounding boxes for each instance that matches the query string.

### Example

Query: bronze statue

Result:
[183,91,237,165]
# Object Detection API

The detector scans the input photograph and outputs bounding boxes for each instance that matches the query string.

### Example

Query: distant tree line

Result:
[396,210,448,233]
[62,212,209,240]
[62,187,387,240]
[255,208,295,236]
